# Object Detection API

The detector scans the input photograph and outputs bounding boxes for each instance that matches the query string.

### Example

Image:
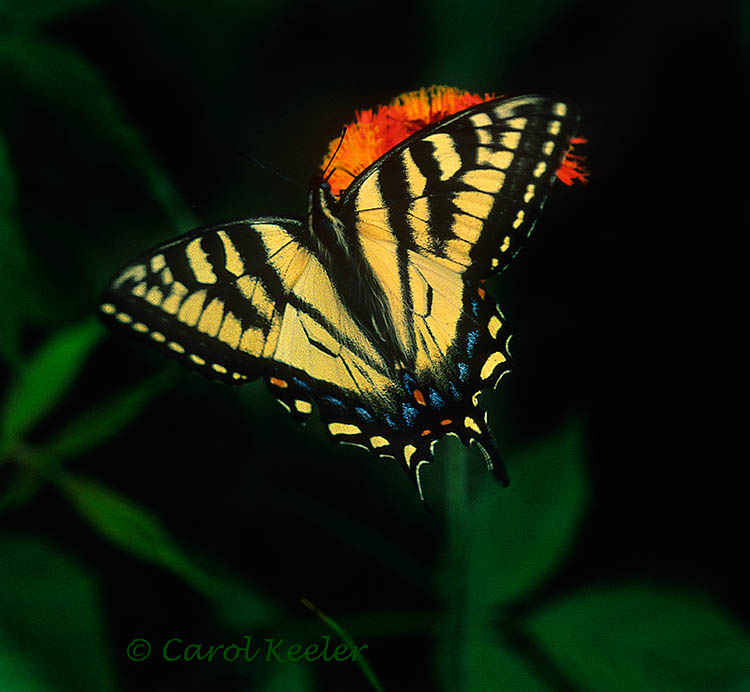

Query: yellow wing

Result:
[101,219,397,410]
[336,95,579,381]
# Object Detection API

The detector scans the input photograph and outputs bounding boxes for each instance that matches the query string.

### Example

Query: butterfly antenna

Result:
[327,166,357,183]
[237,151,304,188]
[322,127,347,180]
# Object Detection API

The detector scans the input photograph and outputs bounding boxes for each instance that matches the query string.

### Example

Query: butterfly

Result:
[100,92,581,498]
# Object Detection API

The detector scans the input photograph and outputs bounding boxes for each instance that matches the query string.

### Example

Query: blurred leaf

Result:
[42,374,172,460]
[0,533,117,692]
[59,473,220,590]
[58,474,279,623]
[0,0,104,26]
[434,446,555,691]
[0,630,60,692]
[302,598,384,692]
[465,418,588,609]
[434,443,472,691]
[207,562,282,630]
[459,633,552,692]
[262,663,315,692]
[731,674,750,692]
[0,133,32,365]
[434,575,553,691]
[0,36,195,232]
[1,318,103,442]
[427,0,571,84]
[525,584,750,692]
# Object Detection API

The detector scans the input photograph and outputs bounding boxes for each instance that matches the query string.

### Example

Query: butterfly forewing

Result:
[340,95,578,279]
[101,218,395,408]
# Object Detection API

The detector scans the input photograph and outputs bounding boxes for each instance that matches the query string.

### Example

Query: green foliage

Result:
[42,375,171,460]
[302,598,384,692]
[435,419,588,691]
[1,318,103,442]
[0,534,117,692]
[434,421,750,691]
[458,635,551,692]
[466,419,589,608]
[526,585,750,692]
[57,474,275,621]
[262,664,316,692]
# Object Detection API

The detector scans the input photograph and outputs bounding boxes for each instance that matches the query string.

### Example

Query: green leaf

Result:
[451,630,553,692]
[0,0,104,26]
[0,533,117,692]
[435,602,552,691]
[465,418,588,609]
[434,445,556,691]
[1,318,103,441]
[434,443,473,691]
[262,663,315,692]
[0,630,60,692]
[0,133,32,365]
[42,374,172,460]
[58,474,279,623]
[302,598,384,692]
[525,584,750,692]
[59,473,217,590]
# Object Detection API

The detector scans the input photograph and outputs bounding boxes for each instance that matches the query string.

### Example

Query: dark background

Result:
[0,1,745,691]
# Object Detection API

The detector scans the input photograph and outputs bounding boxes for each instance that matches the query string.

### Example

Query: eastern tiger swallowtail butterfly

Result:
[100,89,584,498]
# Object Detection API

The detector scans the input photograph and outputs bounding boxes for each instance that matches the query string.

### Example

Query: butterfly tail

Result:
[471,430,510,487]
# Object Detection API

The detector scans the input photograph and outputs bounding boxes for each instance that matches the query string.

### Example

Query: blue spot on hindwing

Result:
[355,407,373,421]
[457,362,470,382]
[291,377,311,391]
[428,389,446,408]
[401,403,418,427]
[384,414,398,429]
[448,382,461,400]
[466,330,479,358]
[471,299,480,317]
[401,371,417,390]
[321,395,344,408]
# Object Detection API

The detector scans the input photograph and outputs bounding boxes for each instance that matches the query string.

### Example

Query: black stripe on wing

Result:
[339,95,580,283]
[99,218,304,385]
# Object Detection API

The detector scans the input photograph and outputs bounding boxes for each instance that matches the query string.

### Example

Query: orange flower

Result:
[556,136,589,186]
[321,86,494,196]
[321,85,588,196]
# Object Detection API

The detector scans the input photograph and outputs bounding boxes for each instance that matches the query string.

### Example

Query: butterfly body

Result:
[101,94,580,496]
